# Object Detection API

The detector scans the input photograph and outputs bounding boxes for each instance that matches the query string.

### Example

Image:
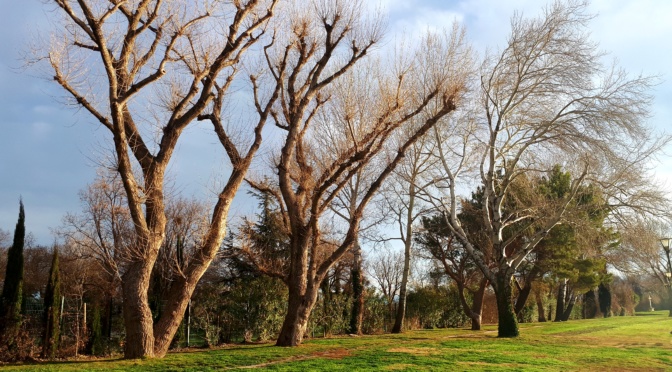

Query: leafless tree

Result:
[426,0,668,337]
[368,246,403,327]
[41,0,280,358]
[247,2,472,345]
[379,132,437,333]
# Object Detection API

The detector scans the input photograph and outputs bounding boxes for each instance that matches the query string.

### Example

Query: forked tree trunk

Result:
[561,293,576,321]
[456,278,488,331]
[122,259,157,358]
[276,284,319,346]
[494,273,519,338]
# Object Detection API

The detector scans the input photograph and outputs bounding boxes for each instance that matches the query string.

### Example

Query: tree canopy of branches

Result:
[246,0,471,346]
[44,0,281,358]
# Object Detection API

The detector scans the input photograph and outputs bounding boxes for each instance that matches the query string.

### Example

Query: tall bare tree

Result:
[42,0,280,358]
[248,2,472,345]
[427,0,667,337]
[381,134,436,333]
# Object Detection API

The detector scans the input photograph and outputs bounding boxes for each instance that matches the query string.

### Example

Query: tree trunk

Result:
[470,278,488,331]
[535,289,547,322]
[276,284,319,346]
[349,245,364,335]
[122,260,156,359]
[554,279,567,322]
[392,240,411,333]
[494,273,519,337]
[561,292,576,321]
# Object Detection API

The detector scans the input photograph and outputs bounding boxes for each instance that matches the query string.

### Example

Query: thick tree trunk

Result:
[554,279,567,322]
[276,284,319,346]
[122,259,156,359]
[349,246,364,335]
[535,290,547,322]
[494,273,519,338]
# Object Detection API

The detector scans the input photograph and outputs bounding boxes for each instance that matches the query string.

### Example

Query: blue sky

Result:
[1,0,671,245]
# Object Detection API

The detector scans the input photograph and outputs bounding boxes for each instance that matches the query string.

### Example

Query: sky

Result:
[0,0,671,246]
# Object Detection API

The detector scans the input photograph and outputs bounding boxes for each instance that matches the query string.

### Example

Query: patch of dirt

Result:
[310,348,351,359]
[387,347,438,356]
[229,348,351,369]
[384,363,417,370]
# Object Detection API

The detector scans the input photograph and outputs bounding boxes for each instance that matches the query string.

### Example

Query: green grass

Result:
[5,311,672,371]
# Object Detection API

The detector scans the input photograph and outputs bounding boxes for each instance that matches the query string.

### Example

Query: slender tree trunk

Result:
[392,180,415,334]
[494,273,519,337]
[392,239,411,334]
[554,279,567,322]
[349,244,364,335]
[122,259,156,359]
[535,289,547,322]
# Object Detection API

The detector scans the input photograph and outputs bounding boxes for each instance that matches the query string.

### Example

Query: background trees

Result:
[426,0,667,337]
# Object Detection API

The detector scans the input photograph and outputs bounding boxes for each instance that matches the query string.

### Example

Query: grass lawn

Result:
[5,311,672,371]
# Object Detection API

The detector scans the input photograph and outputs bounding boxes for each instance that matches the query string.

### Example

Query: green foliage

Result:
[360,290,388,334]
[1,201,25,328]
[598,282,612,317]
[89,304,105,356]
[42,249,61,358]
[405,285,468,329]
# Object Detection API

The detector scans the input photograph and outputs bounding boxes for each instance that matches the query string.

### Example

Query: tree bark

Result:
[554,279,567,322]
[349,245,364,335]
[122,259,157,359]
[535,289,547,322]
[561,293,576,321]
[276,284,319,346]
[494,273,519,337]
[392,239,411,334]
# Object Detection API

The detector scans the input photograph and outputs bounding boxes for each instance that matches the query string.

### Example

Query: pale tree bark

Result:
[42,0,280,358]
[248,4,471,346]
[425,0,666,338]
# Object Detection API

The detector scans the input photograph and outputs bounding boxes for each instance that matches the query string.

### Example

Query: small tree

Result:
[1,200,25,333]
[42,248,61,359]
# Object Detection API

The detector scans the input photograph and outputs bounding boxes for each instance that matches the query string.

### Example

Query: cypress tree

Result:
[42,248,61,358]
[1,200,25,331]
[89,304,104,356]
[598,283,612,317]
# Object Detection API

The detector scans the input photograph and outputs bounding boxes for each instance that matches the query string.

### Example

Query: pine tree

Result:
[42,248,61,358]
[1,200,25,332]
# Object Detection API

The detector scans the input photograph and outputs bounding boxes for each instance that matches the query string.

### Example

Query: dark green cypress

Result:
[42,248,61,358]
[90,304,104,356]
[1,200,25,330]
[598,283,612,317]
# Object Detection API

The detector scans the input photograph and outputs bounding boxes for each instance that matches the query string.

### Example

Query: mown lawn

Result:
[5,311,672,371]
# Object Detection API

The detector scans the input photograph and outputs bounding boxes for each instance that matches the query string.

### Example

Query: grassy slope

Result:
[6,311,672,371]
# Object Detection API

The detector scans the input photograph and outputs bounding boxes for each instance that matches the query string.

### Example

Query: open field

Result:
[5,311,672,371]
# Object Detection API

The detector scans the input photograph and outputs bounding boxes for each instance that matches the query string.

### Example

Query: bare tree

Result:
[427,0,667,337]
[248,2,471,345]
[380,133,436,333]
[368,246,404,327]
[42,0,280,358]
